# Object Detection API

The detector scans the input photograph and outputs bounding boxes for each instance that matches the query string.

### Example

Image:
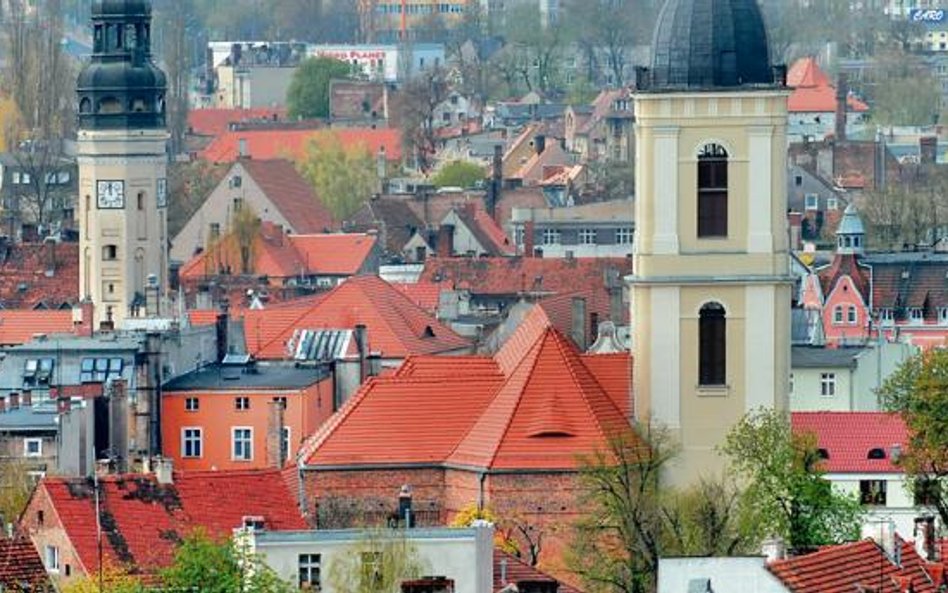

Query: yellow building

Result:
[76,0,169,327]
[360,0,470,42]
[630,0,792,485]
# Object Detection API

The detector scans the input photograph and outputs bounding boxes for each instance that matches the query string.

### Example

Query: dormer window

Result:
[880,308,894,324]
[939,308,948,325]
[242,516,265,531]
[909,308,924,324]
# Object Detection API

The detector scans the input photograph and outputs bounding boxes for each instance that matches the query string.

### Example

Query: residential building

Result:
[786,57,869,143]
[793,411,920,537]
[329,80,388,126]
[564,89,635,163]
[0,392,60,480]
[510,199,634,258]
[309,43,446,82]
[658,557,785,593]
[0,535,52,591]
[20,467,307,585]
[76,0,169,328]
[162,360,333,471]
[786,165,845,247]
[170,159,335,263]
[630,0,791,485]
[790,342,916,412]
[0,152,78,241]
[403,205,514,260]
[296,306,631,572]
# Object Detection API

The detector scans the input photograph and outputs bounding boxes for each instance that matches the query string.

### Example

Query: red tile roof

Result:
[40,469,306,576]
[0,536,51,590]
[243,275,470,359]
[768,538,945,593]
[787,57,869,113]
[200,128,402,163]
[791,412,907,474]
[420,257,632,298]
[187,107,286,137]
[391,282,442,315]
[0,242,79,309]
[494,550,582,593]
[818,253,870,303]
[240,159,335,234]
[301,306,632,470]
[0,310,74,345]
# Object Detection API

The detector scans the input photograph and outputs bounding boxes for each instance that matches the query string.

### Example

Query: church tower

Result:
[77,0,168,327]
[630,0,792,483]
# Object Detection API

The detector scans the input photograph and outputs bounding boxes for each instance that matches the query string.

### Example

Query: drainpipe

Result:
[297,462,307,522]
[478,472,487,511]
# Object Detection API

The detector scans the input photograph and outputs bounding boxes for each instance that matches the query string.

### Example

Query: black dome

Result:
[650,0,774,90]
[77,61,166,91]
[92,0,150,18]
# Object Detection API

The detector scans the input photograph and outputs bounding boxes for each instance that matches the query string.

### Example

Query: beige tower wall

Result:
[630,91,792,486]
[78,128,169,328]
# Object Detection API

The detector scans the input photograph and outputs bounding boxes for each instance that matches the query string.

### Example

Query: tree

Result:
[287,57,352,120]
[869,50,940,127]
[297,130,379,220]
[61,563,144,593]
[326,529,428,593]
[432,161,485,189]
[569,425,752,593]
[722,408,863,552]
[449,503,520,556]
[878,349,948,529]
[153,0,199,155]
[0,459,33,527]
[562,0,655,88]
[392,66,450,174]
[8,137,73,231]
[231,204,261,274]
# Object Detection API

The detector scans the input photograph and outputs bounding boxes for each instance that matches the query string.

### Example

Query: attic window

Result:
[817,448,830,460]
[867,447,886,460]
[242,516,265,531]
[527,429,577,438]
[422,325,436,338]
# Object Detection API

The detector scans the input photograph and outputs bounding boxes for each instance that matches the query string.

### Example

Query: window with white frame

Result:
[514,226,524,246]
[847,305,857,324]
[542,228,561,245]
[235,396,250,411]
[616,227,633,244]
[182,428,202,458]
[232,427,253,461]
[579,228,597,245]
[909,307,925,324]
[880,308,894,324]
[820,373,836,397]
[827,197,838,210]
[939,308,948,325]
[23,438,42,457]
[282,426,291,463]
[805,193,819,210]
[833,305,843,324]
[80,357,123,383]
[298,554,321,589]
[185,397,199,411]
[45,545,59,572]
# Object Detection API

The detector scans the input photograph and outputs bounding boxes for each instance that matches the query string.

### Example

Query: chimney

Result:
[9,392,19,410]
[354,324,368,383]
[523,221,535,257]
[571,297,587,350]
[920,136,937,165]
[863,519,898,561]
[437,223,455,258]
[398,484,414,528]
[761,537,787,562]
[21,390,31,407]
[154,456,174,485]
[488,144,503,220]
[266,398,286,468]
[787,211,803,251]
[56,396,71,415]
[835,73,848,142]
[533,134,546,155]
[914,516,936,561]
[0,397,5,414]
[76,298,94,338]
[609,287,623,325]
[216,299,230,362]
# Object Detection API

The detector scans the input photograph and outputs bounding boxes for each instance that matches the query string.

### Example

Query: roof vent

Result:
[868,447,886,460]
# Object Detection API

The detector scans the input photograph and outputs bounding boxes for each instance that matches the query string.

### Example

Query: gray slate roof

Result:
[791,346,865,369]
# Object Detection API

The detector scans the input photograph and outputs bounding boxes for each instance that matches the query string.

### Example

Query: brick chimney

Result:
[21,390,31,407]
[523,221,535,257]
[788,211,803,251]
[56,396,71,414]
[266,398,286,468]
[75,298,94,338]
[914,516,936,561]
[835,73,848,142]
[437,223,455,258]
[9,392,19,410]
[0,397,5,413]
[571,297,587,350]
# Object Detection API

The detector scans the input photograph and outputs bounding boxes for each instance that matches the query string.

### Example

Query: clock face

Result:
[96,180,125,209]
[156,178,167,208]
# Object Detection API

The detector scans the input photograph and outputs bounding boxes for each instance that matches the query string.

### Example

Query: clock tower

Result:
[77,0,168,327]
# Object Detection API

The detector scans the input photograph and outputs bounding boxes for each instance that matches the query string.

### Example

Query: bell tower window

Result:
[697,143,728,238]
[699,302,726,386]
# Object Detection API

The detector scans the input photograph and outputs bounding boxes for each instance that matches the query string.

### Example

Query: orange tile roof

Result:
[0,310,73,345]
[240,159,336,234]
[787,56,832,88]
[0,242,79,309]
[289,234,378,275]
[391,282,442,315]
[787,56,869,113]
[200,128,403,163]
[0,536,50,589]
[40,470,306,576]
[301,306,632,470]
[187,107,286,137]
[243,275,470,359]
[768,538,945,593]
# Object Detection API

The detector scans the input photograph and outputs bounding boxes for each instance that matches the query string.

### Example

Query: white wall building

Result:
[658,557,786,593]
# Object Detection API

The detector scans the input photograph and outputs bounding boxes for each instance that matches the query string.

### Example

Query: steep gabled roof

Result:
[817,254,870,303]
[787,56,869,113]
[240,159,335,234]
[768,538,944,593]
[493,550,582,593]
[243,275,470,359]
[301,307,632,471]
[0,536,51,590]
[865,253,948,312]
[791,412,907,474]
[200,128,402,163]
[40,469,306,576]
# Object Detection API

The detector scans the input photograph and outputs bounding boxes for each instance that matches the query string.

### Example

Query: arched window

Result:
[98,97,122,114]
[699,302,726,386]
[79,98,92,114]
[697,143,728,237]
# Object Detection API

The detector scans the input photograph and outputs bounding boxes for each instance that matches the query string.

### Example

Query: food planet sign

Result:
[909,8,946,23]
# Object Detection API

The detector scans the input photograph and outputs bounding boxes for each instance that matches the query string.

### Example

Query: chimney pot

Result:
[9,393,19,410]
[154,456,174,485]
[21,390,31,407]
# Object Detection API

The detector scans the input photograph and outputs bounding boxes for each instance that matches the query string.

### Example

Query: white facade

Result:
[657,557,787,593]
[242,526,493,593]
[827,472,921,538]
[310,44,445,82]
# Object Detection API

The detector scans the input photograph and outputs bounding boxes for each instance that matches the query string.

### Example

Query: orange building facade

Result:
[162,363,333,471]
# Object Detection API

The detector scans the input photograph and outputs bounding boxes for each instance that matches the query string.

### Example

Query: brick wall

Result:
[20,485,87,584]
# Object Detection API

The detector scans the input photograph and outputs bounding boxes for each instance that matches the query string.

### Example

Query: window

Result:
[233,197,243,211]
[209,223,220,241]
[847,305,857,324]
[514,226,525,246]
[137,192,145,210]
[794,174,803,186]
[820,373,836,397]
[298,553,321,588]
[789,373,794,393]
[860,479,887,506]
[185,397,199,411]
[542,228,561,245]
[23,438,42,457]
[12,171,20,184]
[940,308,948,325]
[697,143,728,237]
[579,228,597,245]
[103,244,118,260]
[282,426,291,463]
[616,227,633,244]
[231,175,242,188]
[24,358,54,387]
[360,552,383,590]
[80,357,123,383]
[235,396,250,411]
[698,303,726,386]
[805,193,819,211]
[833,305,843,325]
[182,428,202,458]
[827,197,838,211]
[880,308,894,324]
[909,307,925,324]
[45,545,59,572]
[232,427,253,461]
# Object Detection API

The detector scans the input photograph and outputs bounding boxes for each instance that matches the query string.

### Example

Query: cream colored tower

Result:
[630,0,792,484]
[77,0,169,327]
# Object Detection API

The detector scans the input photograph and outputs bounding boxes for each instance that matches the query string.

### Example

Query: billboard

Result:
[909,8,947,24]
